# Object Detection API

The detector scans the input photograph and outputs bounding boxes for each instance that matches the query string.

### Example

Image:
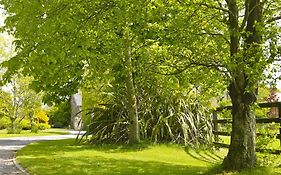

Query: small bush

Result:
[20,119,31,130]
[35,110,49,123]
[36,123,51,130]
[31,127,39,133]
[48,102,71,128]
[33,109,51,130]
[7,127,22,134]
[0,117,11,129]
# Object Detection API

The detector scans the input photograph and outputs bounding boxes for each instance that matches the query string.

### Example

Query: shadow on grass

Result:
[18,139,215,175]
[18,139,151,157]
[21,140,281,175]
[19,155,208,175]
[184,147,224,164]
[86,141,151,153]
[202,163,281,175]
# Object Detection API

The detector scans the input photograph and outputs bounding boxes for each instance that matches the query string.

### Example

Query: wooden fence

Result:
[212,102,281,154]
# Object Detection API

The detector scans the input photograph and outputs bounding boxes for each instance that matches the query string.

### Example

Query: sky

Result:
[276,77,281,90]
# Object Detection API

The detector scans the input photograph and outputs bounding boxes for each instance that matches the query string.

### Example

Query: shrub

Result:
[31,127,39,133]
[35,110,49,123]
[7,127,22,134]
[36,123,51,130]
[86,96,212,147]
[20,119,31,130]
[48,102,71,128]
[0,117,11,129]
[34,110,51,130]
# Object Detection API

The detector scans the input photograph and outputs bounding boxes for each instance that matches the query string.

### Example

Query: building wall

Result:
[70,93,83,130]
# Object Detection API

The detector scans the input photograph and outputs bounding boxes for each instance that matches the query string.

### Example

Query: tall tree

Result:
[141,0,280,170]
[168,0,279,170]
[0,0,153,143]
[222,0,262,169]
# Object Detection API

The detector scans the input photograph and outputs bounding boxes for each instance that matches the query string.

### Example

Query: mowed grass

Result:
[0,128,69,138]
[16,139,281,175]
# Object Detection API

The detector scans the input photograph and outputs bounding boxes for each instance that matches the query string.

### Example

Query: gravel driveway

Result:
[0,131,84,175]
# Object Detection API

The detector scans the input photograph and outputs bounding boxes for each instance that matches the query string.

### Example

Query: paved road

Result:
[0,131,84,175]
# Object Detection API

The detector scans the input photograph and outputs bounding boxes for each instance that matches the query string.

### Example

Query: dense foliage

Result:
[85,83,215,146]
[48,102,71,128]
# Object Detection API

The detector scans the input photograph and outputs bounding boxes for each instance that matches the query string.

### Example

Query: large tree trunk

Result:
[223,0,262,170]
[125,68,140,143]
[124,32,140,143]
[223,82,257,170]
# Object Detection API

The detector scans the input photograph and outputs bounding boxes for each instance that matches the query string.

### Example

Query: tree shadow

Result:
[17,139,151,157]
[203,164,224,175]
[202,163,279,175]
[86,142,151,153]
[17,139,281,175]
[19,155,209,175]
[184,147,224,164]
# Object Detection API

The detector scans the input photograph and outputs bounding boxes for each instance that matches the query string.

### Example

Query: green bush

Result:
[86,96,212,147]
[7,127,22,134]
[0,117,11,129]
[48,102,71,128]
[20,119,31,130]
[31,126,39,133]
[36,123,51,130]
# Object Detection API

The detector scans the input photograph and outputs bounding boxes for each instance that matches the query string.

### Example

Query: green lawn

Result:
[0,128,69,138]
[16,139,281,175]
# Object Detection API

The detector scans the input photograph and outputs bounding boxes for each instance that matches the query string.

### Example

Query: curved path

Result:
[0,131,83,175]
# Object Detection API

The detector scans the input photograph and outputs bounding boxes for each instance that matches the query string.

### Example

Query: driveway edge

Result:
[12,151,30,175]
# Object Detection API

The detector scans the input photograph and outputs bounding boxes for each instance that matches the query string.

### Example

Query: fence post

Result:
[278,103,281,146]
[213,110,219,143]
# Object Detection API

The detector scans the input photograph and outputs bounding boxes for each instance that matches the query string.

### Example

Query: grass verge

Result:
[0,128,69,138]
[16,139,281,175]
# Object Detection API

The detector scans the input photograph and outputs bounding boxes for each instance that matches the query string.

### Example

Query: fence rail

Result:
[213,117,281,124]
[213,102,281,154]
[215,102,281,112]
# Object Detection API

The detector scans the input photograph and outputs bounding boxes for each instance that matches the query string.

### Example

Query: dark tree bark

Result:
[223,81,257,170]
[223,0,262,170]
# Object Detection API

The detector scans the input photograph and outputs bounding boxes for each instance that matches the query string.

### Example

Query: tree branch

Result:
[195,2,231,13]
[176,1,230,13]
[150,61,228,76]
[240,0,250,31]
[266,16,281,23]
[195,32,230,44]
